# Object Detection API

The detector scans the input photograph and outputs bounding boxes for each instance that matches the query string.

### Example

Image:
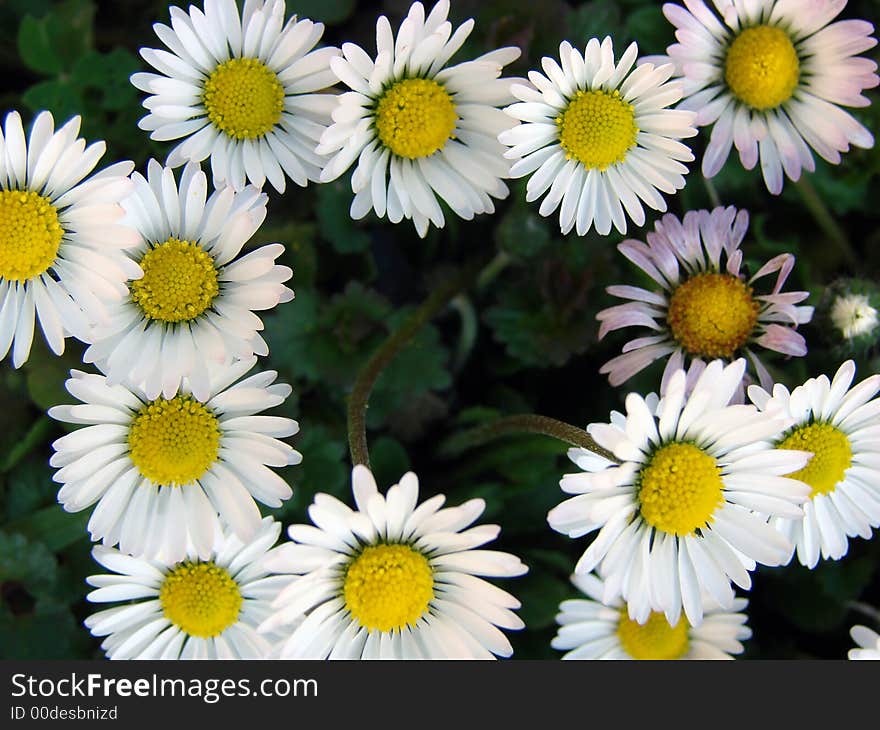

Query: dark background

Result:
[0,0,878,659]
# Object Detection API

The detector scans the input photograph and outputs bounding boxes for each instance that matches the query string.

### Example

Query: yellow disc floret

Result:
[0,190,63,282]
[131,238,219,323]
[639,442,724,536]
[556,89,638,170]
[343,544,434,632]
[128,395,220,486]
[160,561,242,638]
[203,57,284,140]
[725,25,800,111]
[778,422,852,498]
[374,78,458,159]
[667,272,760,359]
[617,608,690,660]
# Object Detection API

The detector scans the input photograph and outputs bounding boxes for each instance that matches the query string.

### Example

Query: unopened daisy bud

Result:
[262,465,528,659]
[84,517,291,659]
[0,110,141,367]
[133,0,341,193]
[553,573,751,660]
[817,279,880,354]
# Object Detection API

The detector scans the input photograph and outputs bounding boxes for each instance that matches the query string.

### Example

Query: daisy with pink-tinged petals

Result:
[658,0,878,193]
[597,206,813,394]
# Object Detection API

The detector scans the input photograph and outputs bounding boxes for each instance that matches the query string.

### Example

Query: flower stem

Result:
[347,262,483,468]
[440,413,618,462]
[702,175,722,209]
[794,176,857,270]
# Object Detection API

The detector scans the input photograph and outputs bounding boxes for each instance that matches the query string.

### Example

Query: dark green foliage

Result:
[0,0,879,660]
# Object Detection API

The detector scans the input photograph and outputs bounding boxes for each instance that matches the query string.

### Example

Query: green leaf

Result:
[17,0,95,75]
[316,181,371,254]
[0,417,53,473]
[4,505,89,553]
[4,456,58,521]
[369,436,411,488]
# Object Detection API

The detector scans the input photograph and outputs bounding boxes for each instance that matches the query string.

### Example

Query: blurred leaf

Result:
[291,0,356,25]
[17,0,95,75]
[3,456,57,521]
[317,181,371,254]
[567,0,621,41]
[369,436,411,488]
[4,505,89,553]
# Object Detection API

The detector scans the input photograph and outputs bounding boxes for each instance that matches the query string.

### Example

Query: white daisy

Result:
[849,624,880,660]
[547,358,811,626]
[316,0,521,238]
[260,465,528,659]
[498,36,697,236]
[82,160,292,402]
[133,0,340,193]
[553,572,751,659]
[0,110,141,367]
[49,356,300,563]
[660,0,878,193]
[597,206,813,393]
[85,517,290,659]
[748,360,880,568]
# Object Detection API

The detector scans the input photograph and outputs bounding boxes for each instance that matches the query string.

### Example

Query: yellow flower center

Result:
[617,609,690,660]
[0,189,63,282]
[159,561,242,638]
[778,423,853,498]
[203,57,284,140]
[374,78,458,159]
[639,442,724,536]
[127,395,221,486]
[343,544,434,632]
[724,25,800,111]
[667,272,760,359]
[556,89,638,170]
[131,238,219,323]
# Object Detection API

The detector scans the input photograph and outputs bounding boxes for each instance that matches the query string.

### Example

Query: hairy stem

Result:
[347,262,482,468]
[441,414,618,463]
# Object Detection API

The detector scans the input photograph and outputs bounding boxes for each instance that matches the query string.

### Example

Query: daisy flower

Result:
[498,36,698,236]
[133,0,340,192]
[849,625,880,660]
[597,206,813,393]
[316,0,520,238]
[85,517,290,659]
[553,572,751,660]
[49,356,300,563]
[547,358,811,626]
[260,465,528,659]
[0,110,140,367]
[748,360,880,568]
[82,160,292,402]
[660,0,878,193]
